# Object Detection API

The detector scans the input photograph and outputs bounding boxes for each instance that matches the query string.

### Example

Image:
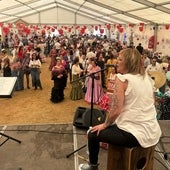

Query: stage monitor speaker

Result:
[73,107,106,129]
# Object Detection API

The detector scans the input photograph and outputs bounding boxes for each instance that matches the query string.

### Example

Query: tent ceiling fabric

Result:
[0,0,170,25]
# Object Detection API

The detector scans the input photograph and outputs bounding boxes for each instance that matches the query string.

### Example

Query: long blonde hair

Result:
[119,48,145,76]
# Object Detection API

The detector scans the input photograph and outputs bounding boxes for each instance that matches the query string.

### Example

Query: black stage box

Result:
[73,107,106,129]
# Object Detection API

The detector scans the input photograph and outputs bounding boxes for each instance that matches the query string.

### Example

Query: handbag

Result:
[24,66,30,74]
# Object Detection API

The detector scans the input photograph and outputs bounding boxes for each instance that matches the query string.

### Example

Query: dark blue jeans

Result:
[88,124,140,164]
[11,69,24,91]
[30,68,41,88]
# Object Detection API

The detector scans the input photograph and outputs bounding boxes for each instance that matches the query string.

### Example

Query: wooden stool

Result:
[107,144,155,170]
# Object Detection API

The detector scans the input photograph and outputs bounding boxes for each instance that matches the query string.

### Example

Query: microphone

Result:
[105,64,117,68]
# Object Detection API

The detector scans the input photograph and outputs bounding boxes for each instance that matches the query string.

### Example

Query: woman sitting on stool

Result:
[79,48,162,170]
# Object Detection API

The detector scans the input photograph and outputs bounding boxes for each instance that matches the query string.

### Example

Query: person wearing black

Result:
[50,57,67,103]
[97,52,106,88]
[3,58,11,77]
[136,43,143,55]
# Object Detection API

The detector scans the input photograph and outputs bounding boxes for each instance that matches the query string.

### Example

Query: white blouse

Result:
[72,64,82,75]
[114,73,161,148]
[29,59,41,68]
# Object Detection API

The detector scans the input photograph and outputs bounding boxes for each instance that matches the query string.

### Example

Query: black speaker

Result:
[73,107,106,129]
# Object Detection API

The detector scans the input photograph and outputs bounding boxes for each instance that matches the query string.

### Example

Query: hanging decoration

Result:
[118,27,124,33]
[2,26,10,35]
[99,28,104,34]
[129,23,135,27]
[106,24,111,30]
[58,29,63,35]
[80,27,85,35]
[41,29,46,35]
[165,25,169,30]
[139,26,143,32]
[148,35,155,49]
[139,23,144,27]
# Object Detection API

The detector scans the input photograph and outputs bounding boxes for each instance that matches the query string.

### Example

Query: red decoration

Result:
[99,28,104,34]
[129,23,135,27]
[107,24,111,30]
[76,26,80,29]
[157,42,159,45]
[139,23,144,26]
[8,23,12,28]
[58,29,63,35]
[139,26,143,32]
[41,29,46,35]
[148,35,155,49]
[2,27,10,35]
[95,26,98,31]
[51,28,55,32]
[80,28,85,35]
[165,25,169,30]
[23,27,30,35]
[119,27,124,33]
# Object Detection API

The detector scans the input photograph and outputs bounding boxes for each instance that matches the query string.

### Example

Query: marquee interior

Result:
[0,0,170,25]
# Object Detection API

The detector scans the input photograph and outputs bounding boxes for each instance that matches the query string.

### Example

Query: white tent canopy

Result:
[0,0,170,25]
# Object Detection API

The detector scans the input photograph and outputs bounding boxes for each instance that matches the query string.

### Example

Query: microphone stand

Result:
[66,66,109,158]
[0,132,21,147]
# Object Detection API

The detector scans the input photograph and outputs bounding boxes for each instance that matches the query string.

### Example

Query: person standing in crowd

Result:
[21,52,31,89]
[106,53,117,88]
[29,52,42,90]
[146,56,166,94]
[84,58,104,104]
[11,58,23,91]
[49,45,58,71]
[79,48,161,170]
[70,57,84,100]
[0,49,11,63]
[67,48,74,82]
[97,52,106,88]
[136,43,143,55]
[17,45,24,61]
[142,52,150,69]
[146,56,161,72]
[3,58,11,77]
[50,57,67,103]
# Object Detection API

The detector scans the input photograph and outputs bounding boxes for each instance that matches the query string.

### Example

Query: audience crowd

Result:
[0,32,170,115]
